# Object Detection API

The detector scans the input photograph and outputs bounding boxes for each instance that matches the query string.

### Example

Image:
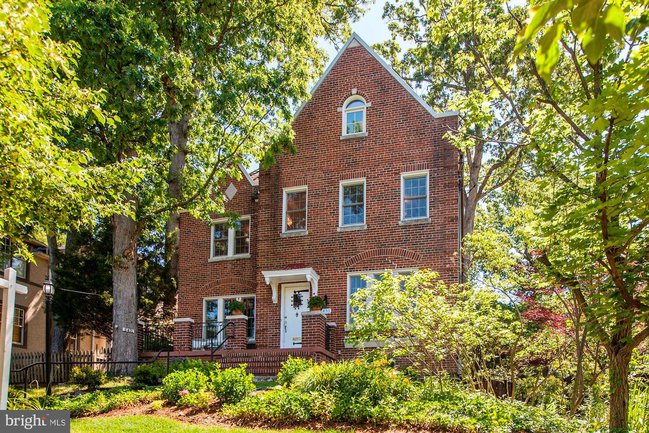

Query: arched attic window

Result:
[342,96,367,136]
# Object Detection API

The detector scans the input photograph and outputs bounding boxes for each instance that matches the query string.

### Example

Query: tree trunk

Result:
[165,116,190,297]
[111,210,139,374]
[608,348,632,432]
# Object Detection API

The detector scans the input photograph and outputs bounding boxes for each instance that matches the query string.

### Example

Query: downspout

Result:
[458,148,464,284]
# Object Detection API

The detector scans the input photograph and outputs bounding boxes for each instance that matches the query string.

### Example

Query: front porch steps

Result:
[140,347,337,376]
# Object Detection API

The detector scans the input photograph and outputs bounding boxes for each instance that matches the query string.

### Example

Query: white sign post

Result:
[0,268,28,409]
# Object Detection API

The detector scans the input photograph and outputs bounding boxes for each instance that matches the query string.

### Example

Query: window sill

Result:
[208,253,251,263]
[340,132,368,140]
[399,217,431,226]
[337,224,366,232]
[281,230,308,238]
[344,338,385,349]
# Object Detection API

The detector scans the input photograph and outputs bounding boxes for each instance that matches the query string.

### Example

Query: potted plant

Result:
[308,296,326,311]
[228,300,246,315]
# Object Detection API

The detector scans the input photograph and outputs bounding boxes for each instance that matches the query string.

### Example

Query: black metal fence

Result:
[11,350,172,393]
[141,324,174,352]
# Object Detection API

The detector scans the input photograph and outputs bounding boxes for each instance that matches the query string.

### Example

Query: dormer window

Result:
[341,96,367,137]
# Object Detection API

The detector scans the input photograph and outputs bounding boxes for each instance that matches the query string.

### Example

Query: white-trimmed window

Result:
[347,268,417,324]
[13,306,25,345]
[204,295,256,341]
[283,186,308,232]
[342,96,367,136]
[210,216,251,260]
[339,179,366,227]
[401,170,429,221]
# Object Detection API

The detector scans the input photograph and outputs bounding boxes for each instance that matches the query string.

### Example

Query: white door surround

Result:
[280,283,311,348]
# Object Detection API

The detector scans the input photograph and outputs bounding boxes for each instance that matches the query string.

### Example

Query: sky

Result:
[319,0,394,62]
[248,1,401,172]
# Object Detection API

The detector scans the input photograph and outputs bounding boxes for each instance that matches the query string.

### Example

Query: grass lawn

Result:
[71,415,344,433]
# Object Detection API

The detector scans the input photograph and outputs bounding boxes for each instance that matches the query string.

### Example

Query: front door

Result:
[281,284,310,348]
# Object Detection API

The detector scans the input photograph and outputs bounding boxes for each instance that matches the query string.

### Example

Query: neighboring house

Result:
[0,239,108,354]
[172,34,460,369]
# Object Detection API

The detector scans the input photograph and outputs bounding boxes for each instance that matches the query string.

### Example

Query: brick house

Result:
[171,34,460,371]
[0,239,109,354]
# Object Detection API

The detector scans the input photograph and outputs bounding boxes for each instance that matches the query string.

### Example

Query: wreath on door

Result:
[292,292,303,309]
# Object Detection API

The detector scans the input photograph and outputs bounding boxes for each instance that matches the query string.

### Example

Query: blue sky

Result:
[319,0,394,62]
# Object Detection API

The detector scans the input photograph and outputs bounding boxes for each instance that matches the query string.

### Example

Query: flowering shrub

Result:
[210,364,255,404]
[177,390,211,409]
[161,369,209,404]
[276,356,315,386]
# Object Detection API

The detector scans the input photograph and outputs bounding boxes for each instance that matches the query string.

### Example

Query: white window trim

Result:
[400,170,430,222]
[340,95,368,137]
[203,295,256,342]
[209,216,251,261]
[13,306,25,346]
[282,186,308,234]
[346,268,418,325]
[339,178,366,228]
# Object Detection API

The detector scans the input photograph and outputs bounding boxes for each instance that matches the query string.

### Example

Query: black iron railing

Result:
[325,323,335,352]
[142,325,174,352]
[191,321,227,351]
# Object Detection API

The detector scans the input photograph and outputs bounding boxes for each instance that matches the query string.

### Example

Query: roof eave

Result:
[293,33,458,120]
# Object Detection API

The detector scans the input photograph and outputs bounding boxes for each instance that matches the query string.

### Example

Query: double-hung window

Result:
[13,307,25,345]
[347,269,417,324]
[283,186,308,233]
[339,179,366,227]
[401,170,429,221]
[210,217,251,260]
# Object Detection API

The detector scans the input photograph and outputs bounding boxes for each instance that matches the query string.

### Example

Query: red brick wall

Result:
[176,42,459,356]
[177,174,259,323]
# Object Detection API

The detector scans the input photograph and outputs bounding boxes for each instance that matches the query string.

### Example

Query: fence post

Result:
[137,321,145,352]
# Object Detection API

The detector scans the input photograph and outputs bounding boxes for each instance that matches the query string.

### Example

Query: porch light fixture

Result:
[42,279,54,296]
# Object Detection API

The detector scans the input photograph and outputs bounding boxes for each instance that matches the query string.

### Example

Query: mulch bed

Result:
[90,404,447,432]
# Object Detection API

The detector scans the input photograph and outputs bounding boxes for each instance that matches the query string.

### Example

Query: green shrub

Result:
[177,390,211,409]
[223,388,315,422]
[49,388,160,417]
[133,361,166,387]
[149,400,164,411]
[277,356,315,386]
[224,360,578,432]
[170,359,220,377]
[162,369,209,404]
[291,358,413,421]
[69,366,106,389]
[210,364,255,404]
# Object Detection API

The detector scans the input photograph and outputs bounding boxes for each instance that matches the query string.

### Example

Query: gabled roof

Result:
[294,33,457,119]
[238,163,258,186]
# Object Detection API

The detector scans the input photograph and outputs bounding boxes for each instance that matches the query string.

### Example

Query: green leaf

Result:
[580,15,607,63]
[603,3,626,41]
[536,22,564,81]
[91,107,105,125]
